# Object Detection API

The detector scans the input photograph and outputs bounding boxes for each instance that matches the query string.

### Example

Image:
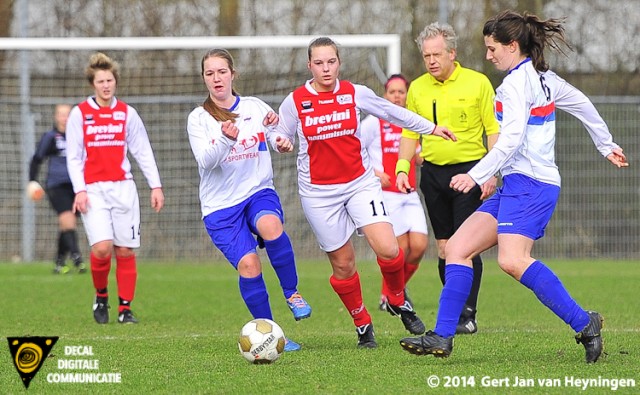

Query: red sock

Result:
[116,254,137,306]
[378,248,405,306]
[381,277,389,298]
[329,272,371,327]
[90,252,111,291]
[404,262,419,286]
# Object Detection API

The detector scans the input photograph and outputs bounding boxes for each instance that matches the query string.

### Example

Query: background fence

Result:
[0,46,638,263]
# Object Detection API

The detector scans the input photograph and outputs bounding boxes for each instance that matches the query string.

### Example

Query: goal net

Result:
[0,35,400,262]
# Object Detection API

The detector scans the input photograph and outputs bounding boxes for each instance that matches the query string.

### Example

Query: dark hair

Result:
[307,37,340,62]
[483,10,571,72]
[200,48,238,122]
[384,74,410,91]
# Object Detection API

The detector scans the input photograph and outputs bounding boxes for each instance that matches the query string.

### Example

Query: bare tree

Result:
[0,0,14,66]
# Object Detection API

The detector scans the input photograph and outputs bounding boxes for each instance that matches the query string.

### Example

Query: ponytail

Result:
[202,96,238,122]
[484,10,571,72]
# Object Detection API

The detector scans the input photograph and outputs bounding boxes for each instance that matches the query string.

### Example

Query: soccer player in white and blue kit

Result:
[400,10,628,363]
[186,49,311,352]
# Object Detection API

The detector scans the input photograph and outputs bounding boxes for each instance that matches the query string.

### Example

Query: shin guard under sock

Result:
[330,272,371,327]
[434,264,474,337]
[520,260,589,332]
[239,274,272,320]
[263,232,298,299]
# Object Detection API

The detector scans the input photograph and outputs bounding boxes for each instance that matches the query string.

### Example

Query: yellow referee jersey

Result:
[402,62,499,166]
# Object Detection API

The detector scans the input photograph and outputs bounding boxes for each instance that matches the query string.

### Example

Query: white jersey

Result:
[469,59,620,186]
[360,114,385,174]
[66,96,162,193]
[276,79,437,198]
[187,96,280,217]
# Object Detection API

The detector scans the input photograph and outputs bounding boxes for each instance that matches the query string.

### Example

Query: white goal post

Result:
[0,34,401,262]
[0,35,401,73]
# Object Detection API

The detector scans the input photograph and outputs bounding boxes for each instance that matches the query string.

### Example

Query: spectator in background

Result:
[361,74,428,312]
[66,52,165,325]
[276,37,456,348]
[396,22,500,334]
[399,10,627,363]
[186,49,311,352]
[28,104,85,274]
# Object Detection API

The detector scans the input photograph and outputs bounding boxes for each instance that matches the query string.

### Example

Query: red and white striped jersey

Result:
[276,79,435,198]
[360,115,417,193]
[66,96,162,193]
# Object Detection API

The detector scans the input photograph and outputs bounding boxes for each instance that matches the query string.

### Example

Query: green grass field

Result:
[1,258,638,394]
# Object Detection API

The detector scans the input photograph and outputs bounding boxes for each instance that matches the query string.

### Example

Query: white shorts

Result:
[81,180,141,248]
[382,191,428,237]
[301,179,391,252]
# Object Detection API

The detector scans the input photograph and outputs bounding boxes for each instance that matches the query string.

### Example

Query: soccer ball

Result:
[238,318,285,364]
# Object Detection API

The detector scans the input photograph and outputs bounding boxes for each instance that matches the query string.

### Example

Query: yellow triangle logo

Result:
[7,336,59,389]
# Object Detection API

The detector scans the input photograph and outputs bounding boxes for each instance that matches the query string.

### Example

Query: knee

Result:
[496,254,525,279]
[329,256,356,279]
[255,214,284,241]
[376,244,400,261]
[114,246,135,258]
[405,248,425,265]
[237,254,261,277]
[91,244,112,259]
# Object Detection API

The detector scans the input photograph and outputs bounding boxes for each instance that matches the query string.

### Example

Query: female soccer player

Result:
[276,37,455,348]
[67,52,165,324]
[360,74,428,312]
[186,49,311,352]
[29,104,85,274]
[399,10,627,363]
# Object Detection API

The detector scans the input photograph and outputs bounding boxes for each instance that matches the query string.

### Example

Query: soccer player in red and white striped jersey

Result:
[276,37,455,348]
[66,52,164,325]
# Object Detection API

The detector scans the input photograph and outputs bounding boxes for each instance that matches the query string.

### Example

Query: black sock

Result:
[437,257,446,285]
[56,232,66,262]
[465,255,483,313]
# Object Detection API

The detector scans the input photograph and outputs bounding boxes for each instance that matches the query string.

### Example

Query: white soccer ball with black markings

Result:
[238,318,285,364]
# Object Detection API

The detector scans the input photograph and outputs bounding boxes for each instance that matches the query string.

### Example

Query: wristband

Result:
[395,159,411,176]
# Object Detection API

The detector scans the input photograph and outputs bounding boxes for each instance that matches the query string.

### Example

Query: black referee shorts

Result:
[46,183,76,215]
[420,160,484,240]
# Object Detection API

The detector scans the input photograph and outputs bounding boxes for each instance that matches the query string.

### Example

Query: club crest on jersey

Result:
[301,101,312,109]
[113,111,126,121]
[336,94,353,105]
[84,114,94,124]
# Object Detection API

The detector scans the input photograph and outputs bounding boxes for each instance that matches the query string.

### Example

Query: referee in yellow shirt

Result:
[396,22,499,334]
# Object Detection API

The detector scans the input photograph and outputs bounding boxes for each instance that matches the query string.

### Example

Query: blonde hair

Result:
[85,52,120,84]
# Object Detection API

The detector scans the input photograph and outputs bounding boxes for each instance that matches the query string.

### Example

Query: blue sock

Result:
[239,274,272,320]
[520,260,589,332]
[264,232,298,299]
[434,264,474,338]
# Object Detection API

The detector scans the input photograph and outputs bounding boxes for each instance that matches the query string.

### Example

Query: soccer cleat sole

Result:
[399,340,451,358]
[293,312,311,321]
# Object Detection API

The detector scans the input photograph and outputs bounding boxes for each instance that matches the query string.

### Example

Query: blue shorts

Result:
[477,173,560,240]
[203,188,285,268]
